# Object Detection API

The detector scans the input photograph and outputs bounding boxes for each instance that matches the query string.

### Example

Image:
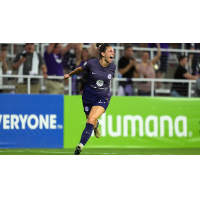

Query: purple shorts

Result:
[83,100,109,115]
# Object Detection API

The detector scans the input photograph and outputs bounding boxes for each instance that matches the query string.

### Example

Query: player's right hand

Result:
[63,74,70,80]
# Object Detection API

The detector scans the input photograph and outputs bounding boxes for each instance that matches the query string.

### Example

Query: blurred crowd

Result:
[0,43,200,97]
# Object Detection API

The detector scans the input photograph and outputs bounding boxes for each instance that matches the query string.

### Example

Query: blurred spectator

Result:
[62,43,82,73]
[169,43,180,49]
[136,43,161,96]
[77,47,89,68]
[78,48,90,92]
[62,43,83,95]
[12,43,47,94]
[139,43,148,57]
[194,65,200,97]
[44,43,71,94]
[88,43,99,59]
[186,43,200,75]
[171,55,198,97]
[1,44,8,51]
[139,43,148,48]
[168,43,179,59]
[72,46,90,94]
[118,44,137,96]
[148,43,169,88]
[0,45,8,93]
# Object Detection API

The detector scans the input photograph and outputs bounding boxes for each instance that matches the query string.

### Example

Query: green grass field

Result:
[0,148,200,155]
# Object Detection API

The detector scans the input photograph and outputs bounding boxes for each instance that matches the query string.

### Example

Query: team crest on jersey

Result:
[85,106,89,112]
[108,74,112,79]
[96,80,104,87]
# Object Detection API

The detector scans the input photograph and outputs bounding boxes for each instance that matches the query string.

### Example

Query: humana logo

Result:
[0,114,60,130]
[97,114,189,137]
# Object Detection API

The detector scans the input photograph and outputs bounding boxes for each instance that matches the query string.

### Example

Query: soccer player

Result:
[63,43,116,155]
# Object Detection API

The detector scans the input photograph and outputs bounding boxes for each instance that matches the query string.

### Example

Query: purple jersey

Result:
[44,51,64,76]
[81,59,116,104]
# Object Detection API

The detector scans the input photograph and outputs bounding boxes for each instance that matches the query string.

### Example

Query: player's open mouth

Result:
[110,56,114,62]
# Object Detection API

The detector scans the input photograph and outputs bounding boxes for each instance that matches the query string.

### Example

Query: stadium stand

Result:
[0,43,199,97]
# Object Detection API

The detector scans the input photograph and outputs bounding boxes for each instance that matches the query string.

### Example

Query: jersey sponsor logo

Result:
[108,74,112,79]
[92,72,97,74]
[85,106,89,112]
[96,80,104,87]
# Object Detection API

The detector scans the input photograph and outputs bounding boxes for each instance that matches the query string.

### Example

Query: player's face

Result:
[102,46,115,63]
[142,52,149,62]
[125,48,133,58]
[25,43,34,53]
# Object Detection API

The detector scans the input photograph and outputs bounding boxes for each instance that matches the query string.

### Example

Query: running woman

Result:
[63,43,116,155]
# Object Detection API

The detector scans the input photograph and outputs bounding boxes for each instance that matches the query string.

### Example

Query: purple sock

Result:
[80,123,94,146]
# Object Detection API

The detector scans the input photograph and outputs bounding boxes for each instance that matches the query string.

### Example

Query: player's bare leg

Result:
[87,106,105,124]
[87,106,104,138]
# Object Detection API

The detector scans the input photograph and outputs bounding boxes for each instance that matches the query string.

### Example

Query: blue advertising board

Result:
[0,94,63,148]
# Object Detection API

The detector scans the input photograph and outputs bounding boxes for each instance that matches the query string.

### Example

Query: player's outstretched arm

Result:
[63,67,84,79]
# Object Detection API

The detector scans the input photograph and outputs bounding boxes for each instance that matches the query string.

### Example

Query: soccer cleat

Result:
[94,120,101,138]
[74,144,83,155]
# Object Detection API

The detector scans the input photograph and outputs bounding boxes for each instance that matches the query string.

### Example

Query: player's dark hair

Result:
[96,43,111,58]
[124,44,132,50]
[179,55,187,62]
